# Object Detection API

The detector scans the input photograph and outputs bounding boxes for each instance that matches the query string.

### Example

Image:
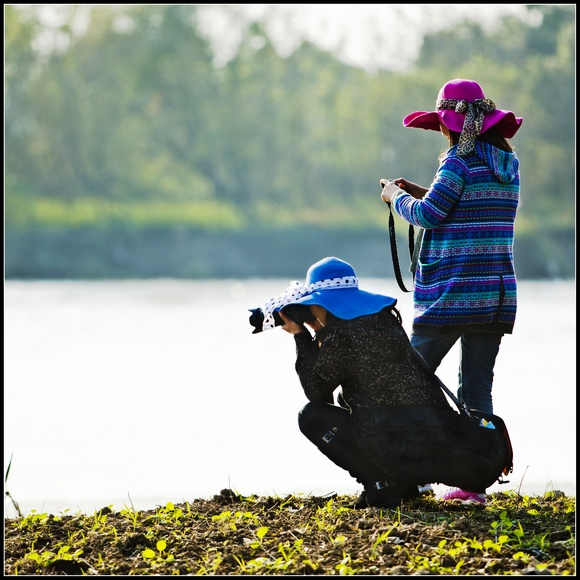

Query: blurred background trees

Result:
[5,4,575,279]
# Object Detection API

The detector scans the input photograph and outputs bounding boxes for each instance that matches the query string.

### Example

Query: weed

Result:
[4,453,22,518]
[142,539,176,568]
[4,492,576,575]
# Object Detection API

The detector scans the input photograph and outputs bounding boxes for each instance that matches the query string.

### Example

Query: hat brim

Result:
[403,109,523,139]
[280,288,396,320]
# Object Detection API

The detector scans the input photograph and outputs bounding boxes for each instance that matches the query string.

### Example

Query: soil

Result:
[4,489,575,575]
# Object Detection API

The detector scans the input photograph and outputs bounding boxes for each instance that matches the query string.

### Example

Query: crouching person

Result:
[260,257,509,508]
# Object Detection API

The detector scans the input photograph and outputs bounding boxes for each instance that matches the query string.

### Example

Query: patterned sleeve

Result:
[393,151,467,228]
[293,331,342,404]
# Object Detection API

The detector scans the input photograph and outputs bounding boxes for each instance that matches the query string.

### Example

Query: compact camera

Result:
[381,179,404,202]
[248,304,316,334]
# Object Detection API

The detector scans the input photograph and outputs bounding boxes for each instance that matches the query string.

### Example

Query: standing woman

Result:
[379,79,522,502]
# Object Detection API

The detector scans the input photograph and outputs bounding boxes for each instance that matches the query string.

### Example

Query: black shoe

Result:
[352,490,371,509]
[352,482,419,509]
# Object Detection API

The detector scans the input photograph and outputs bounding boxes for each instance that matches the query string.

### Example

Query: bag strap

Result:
[386,202,417,293]
[408,344,473,418]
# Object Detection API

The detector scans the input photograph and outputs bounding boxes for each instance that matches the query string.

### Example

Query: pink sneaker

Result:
[439,487,486,504]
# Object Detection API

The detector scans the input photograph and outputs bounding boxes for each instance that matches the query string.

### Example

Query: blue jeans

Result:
[410,330,503,414]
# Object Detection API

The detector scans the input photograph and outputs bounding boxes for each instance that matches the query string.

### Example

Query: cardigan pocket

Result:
[416,257,442,274]
[491,274,506,327]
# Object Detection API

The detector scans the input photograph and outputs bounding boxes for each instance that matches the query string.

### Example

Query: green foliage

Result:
[4,491,575,575]
[6,195,246,230]
[4,5,575,277]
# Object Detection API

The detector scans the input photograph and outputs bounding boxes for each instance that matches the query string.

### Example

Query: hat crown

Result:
[438,78,485,103]
[306,257,356,286]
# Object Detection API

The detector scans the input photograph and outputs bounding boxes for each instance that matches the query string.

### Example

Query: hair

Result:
[441,125,514,158]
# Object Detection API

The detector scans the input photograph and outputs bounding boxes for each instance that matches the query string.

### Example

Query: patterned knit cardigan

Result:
[392,141,520,335]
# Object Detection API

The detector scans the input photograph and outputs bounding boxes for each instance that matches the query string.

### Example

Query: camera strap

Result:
[386,202,419,293]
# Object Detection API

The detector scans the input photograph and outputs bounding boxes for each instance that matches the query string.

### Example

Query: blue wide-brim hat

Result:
[261,257,397,330]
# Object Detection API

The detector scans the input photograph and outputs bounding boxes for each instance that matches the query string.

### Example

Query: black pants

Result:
[298,401,394,489]
[299,401,494,494]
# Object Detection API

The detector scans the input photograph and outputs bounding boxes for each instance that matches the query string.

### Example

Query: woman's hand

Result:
[380,177,428,201]
[279,311,308,335]
[305,319,323,332]
[379,179,400,204]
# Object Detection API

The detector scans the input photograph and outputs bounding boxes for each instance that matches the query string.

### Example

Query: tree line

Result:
[4,5,575,279]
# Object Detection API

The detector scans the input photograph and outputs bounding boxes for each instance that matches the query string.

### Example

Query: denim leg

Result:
[410,330,462,372]
[412,330,503,414]
[459,333,503,414]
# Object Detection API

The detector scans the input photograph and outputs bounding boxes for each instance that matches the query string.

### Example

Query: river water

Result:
[4,278,576,517]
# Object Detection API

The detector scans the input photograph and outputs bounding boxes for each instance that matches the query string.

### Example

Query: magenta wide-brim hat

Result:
[403,78,523,138]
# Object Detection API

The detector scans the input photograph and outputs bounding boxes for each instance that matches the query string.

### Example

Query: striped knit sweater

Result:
[392,141,520,334]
